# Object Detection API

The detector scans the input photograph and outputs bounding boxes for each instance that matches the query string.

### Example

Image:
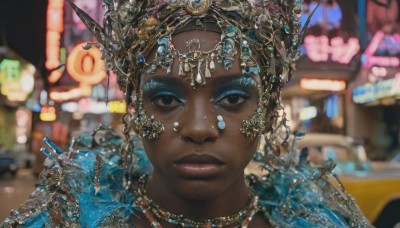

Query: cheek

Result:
[223,115,260,163]
[141,131,179,164]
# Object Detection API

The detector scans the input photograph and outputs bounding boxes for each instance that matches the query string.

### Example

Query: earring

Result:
[217,115,225,130]
[173,122,180,132]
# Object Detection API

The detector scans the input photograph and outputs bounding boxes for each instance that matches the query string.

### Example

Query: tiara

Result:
[67,0,310,102]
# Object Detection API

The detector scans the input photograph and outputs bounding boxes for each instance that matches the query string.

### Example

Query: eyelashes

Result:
[142,76,257,112]
[213,89,251,108]
[148,88,252,112]
[150,91,184,110]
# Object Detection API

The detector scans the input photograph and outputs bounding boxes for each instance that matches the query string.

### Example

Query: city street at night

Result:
[1,0,400,227]
[0,170,36,221]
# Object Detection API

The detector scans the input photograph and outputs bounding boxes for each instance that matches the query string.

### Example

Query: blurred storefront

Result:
[31,0,126,174]
[43,0,126,140]
[348,0,400,159]
[0,46,42,167]
[283,0,360,134]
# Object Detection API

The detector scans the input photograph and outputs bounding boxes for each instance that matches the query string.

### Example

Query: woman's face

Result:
[139,29,263,199]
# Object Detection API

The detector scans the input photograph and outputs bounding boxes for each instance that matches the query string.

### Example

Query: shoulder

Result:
[1,129,148,227]
[247,158,371,227]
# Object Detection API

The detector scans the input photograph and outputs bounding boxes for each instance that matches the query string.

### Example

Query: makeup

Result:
[143,77,186,100]
[212,75,257,107]
[143,77,186,110]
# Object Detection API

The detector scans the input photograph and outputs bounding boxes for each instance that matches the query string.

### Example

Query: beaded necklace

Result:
[134,176,259,228]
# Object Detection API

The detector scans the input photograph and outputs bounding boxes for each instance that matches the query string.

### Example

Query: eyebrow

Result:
[142,77,187,96]
[142,74,257,92]
[212,74,258,91]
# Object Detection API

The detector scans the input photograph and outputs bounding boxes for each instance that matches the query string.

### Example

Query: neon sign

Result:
[0,59,19,80]
[40,105,57,121]
[370,66,388,79]
[49,85,92,101]
[61,98,126,114]
[48,42,108,102]
[46,0,65,83]
[353,73,400,104]
[0,59,35,101]
[299,106,317,121]
[16,108,31,144]
[362,31,400,68]
[300,79,346,92]
[304,35,360,64]
[66,43,107,85]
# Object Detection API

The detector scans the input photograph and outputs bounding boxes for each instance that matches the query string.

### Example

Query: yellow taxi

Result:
[297,133,400,228]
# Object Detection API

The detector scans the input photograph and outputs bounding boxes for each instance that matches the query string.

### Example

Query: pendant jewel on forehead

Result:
[184,0,212,15]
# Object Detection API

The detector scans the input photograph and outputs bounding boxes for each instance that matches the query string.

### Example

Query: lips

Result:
[174,154,225,178]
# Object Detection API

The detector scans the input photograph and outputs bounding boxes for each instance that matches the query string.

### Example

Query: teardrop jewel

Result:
[210,53,216,72]
[179,63,184,75]
[195,72,203,84]
[205,61,211,78]
[184,61,190,72]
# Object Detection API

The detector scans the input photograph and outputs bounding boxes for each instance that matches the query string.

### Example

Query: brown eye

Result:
[219,94,247,106]
[151,93,183,109]
[160,96,173,105]
[227,95,240,104]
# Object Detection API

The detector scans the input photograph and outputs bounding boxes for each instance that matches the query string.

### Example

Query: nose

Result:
[179,100,219,144]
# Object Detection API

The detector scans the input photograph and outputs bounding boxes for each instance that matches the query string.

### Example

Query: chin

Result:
[174,179,227,200]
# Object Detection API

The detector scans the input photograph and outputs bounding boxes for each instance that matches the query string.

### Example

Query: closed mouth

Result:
[174,154,225,178]
[175,154,224,165]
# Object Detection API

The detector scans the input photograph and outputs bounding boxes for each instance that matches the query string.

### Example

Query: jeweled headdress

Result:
[67,0,308,102]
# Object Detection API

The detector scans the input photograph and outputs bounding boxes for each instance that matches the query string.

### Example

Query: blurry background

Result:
[0,0,400,226]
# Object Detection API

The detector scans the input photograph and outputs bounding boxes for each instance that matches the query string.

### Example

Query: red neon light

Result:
[46,0,65,84]
[304,35,360,64]
[363,30,400,68]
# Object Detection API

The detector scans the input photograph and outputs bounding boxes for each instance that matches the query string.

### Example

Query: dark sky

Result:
[0,0,47,73]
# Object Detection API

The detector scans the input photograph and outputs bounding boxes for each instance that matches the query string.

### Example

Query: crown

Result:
[67,0,309,102]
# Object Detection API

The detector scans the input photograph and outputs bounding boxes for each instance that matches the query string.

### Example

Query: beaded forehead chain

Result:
[67,0,309,102]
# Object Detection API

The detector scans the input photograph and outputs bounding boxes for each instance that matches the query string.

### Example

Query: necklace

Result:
[134,177,259,228]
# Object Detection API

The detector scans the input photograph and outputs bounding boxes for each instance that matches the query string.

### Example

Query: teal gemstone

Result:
[226,25,238,37]
[249,30,257,40]
[224,60,231,67]
[242,47,250,55]
[271,75,278,83]
[227,25,236,32]
[158,37,169,45]
[266,45,274,53]
[252,66,260,74]
[218,121,225,130]
[283,25,290,34]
